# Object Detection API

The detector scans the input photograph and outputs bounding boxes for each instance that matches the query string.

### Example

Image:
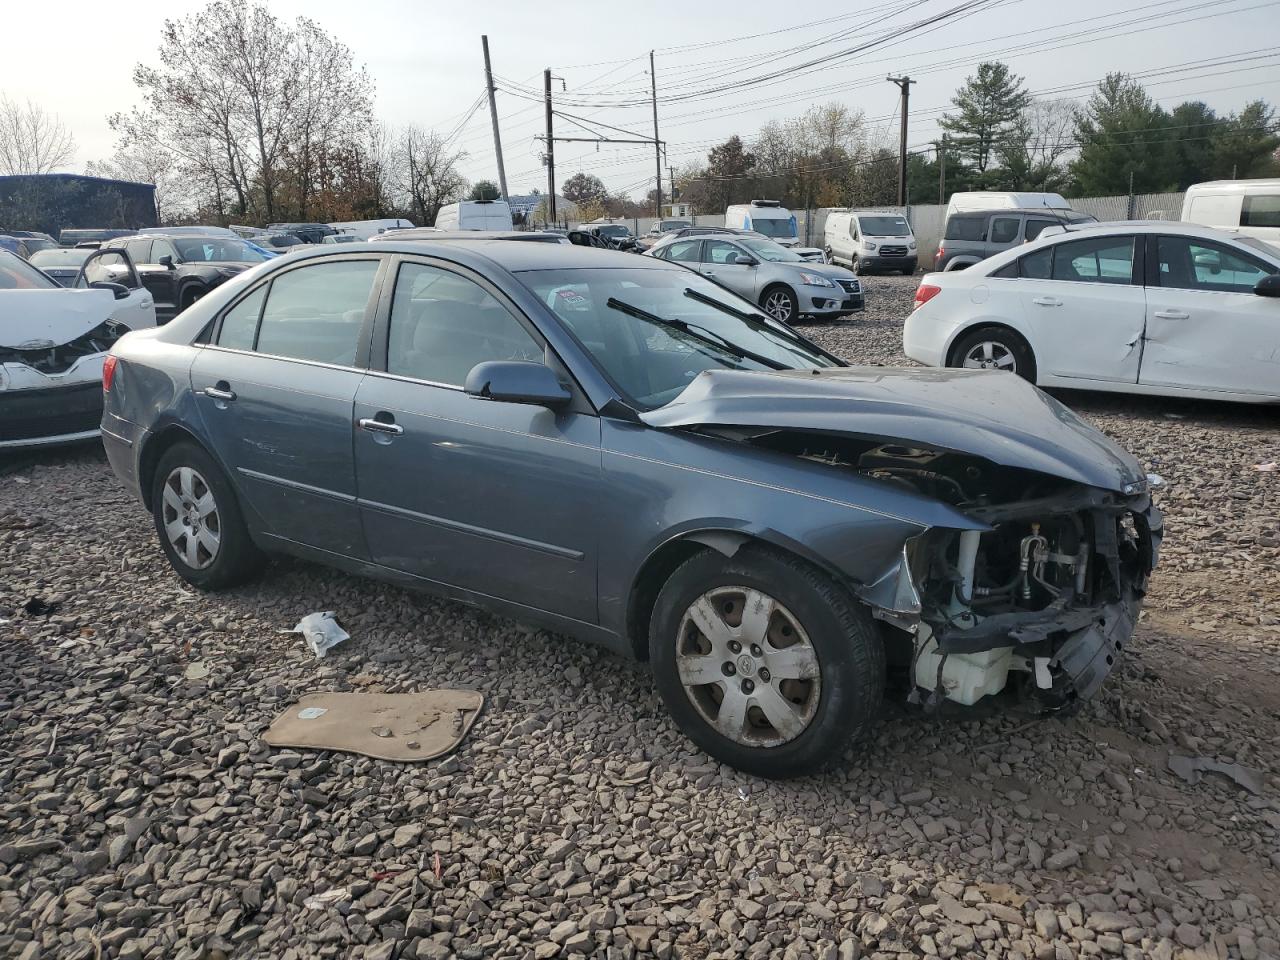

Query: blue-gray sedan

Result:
[102,241,1161,778]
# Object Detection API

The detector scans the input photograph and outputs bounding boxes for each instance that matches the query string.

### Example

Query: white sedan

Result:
[1,248,156,448]
[904,221,1280,403]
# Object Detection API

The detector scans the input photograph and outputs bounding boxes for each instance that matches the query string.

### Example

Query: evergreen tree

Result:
[1071,73,1176,195]
[938,62,1032,174]
[1167,101,1219,189]
[1211,100,1280,179]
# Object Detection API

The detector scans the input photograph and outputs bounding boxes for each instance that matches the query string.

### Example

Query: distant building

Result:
[664,201,694,218]
[0,173,158,237]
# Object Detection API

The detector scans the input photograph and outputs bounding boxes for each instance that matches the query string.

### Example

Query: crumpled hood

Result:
[0,289,118,348]
[641,367,1146,492]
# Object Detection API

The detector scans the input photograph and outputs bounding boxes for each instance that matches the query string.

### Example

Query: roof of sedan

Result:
[291,238,673,272]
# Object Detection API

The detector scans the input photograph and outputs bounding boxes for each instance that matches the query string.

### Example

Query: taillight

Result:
[103,355,118,392]
[914,283,942,309]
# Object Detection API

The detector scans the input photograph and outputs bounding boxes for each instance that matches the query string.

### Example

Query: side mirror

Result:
[159,255,175,269]
[465,361,570,408]
[1255,274,1280,298]
[735,256,758,267]
[89,280,131,300]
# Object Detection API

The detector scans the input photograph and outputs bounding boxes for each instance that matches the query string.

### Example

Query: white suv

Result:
[903,221,1280,403]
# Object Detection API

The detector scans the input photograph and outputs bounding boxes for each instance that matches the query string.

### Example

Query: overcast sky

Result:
[5,0,1278,199]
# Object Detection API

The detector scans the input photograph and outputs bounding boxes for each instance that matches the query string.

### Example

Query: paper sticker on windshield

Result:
[556,288,587,306]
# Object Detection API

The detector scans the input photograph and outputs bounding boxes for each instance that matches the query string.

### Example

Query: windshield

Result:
[659,220,690,231]
[517,267,838,409]
[30,248,91,268]
[172,238,267,262]
[596,225,631,238]
[0,250,58,289]
[859,216,911,237]
[738,237,802,262]
[748,217,795,239]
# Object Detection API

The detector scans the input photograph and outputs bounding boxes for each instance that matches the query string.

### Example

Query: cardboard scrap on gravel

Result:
[263,691,484,762]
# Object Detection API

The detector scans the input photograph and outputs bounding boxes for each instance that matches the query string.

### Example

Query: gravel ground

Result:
[3,276,1279,960]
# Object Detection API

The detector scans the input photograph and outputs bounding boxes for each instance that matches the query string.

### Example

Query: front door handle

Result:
[358,415,403,437]
[1032,296,1062,307]
[1154,310,1189,320]
[202,383,236,402]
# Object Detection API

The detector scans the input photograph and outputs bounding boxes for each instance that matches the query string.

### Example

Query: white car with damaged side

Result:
[904,221,1280,404]
[1,248,156,448]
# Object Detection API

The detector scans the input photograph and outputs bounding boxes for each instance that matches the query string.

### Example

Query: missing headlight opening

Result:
[0,319,129,376]
[744,430,1161,714]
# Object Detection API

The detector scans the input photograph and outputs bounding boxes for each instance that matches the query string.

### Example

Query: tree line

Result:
[673,62,1279,212]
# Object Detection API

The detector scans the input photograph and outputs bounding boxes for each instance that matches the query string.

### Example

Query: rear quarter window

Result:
[945,216,986,242]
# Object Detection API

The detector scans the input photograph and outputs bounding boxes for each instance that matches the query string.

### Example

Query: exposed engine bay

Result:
[736,429,1162,713]
[0,319,128,376]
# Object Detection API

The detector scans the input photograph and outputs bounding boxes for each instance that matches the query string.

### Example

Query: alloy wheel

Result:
[675,586,821,747]
[962,340,1017,372]
[763,291,794,323]
[160,466,221,570]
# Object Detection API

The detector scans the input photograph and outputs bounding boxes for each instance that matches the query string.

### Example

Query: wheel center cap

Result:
[736,654,755,677]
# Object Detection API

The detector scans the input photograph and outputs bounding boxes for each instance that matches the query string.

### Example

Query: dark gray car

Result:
[935,208,1097,271]
[101,241,1161,778]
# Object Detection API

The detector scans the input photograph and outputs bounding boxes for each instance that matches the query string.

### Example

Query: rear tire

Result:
[949,326,1037,382]
[649,547,884,779]
[151,442,265,590]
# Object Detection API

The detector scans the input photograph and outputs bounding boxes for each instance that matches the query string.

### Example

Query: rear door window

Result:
[1050,236,1136,284]
[990,218,1020,244]
[253,260,380,366]
[1019,247,1053,279]
[663,239,702,263]
[217,286,266,351]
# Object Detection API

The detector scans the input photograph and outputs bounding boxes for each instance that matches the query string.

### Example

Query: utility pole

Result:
[650,51,662,218]
[544,69,556,225]
[667,166,677,213]
[887,76,915,207]
[938,135,947,205]
[481,36,508,199]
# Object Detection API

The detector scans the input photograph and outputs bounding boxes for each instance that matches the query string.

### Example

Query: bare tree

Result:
[86,144,191,223]
[111,0,374,223]
[392,126,468,226]
[0,95,76,175]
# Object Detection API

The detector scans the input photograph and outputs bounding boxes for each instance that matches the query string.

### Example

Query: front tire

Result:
[649,547,884,779]
[949,326,1037,382]
[151,442,265,590]
[761,285,799,325]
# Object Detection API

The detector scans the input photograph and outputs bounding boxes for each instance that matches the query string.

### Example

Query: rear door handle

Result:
[202,383,236,402]
[1032,296,1062,307]
[358,415,403,437]
[1154,310,1189,320]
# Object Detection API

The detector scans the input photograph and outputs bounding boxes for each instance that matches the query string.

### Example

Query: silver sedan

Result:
[647,233,863,322]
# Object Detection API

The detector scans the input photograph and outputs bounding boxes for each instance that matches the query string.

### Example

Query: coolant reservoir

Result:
[914,624,1014,706]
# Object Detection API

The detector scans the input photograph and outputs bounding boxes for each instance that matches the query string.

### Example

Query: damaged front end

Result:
[644,367,1164,713]
[742,433,1163,714]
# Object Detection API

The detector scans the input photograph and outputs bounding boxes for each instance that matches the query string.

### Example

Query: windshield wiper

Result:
[605,297,789,371]
[681,287,830,355]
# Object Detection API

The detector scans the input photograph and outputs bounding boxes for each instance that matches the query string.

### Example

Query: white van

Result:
[724,200,799,247]
[433,200,514,232]
[823,210,918,274]
[328,218,415,241]
[1181,179,1280,247]
[946,191,1071,216]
